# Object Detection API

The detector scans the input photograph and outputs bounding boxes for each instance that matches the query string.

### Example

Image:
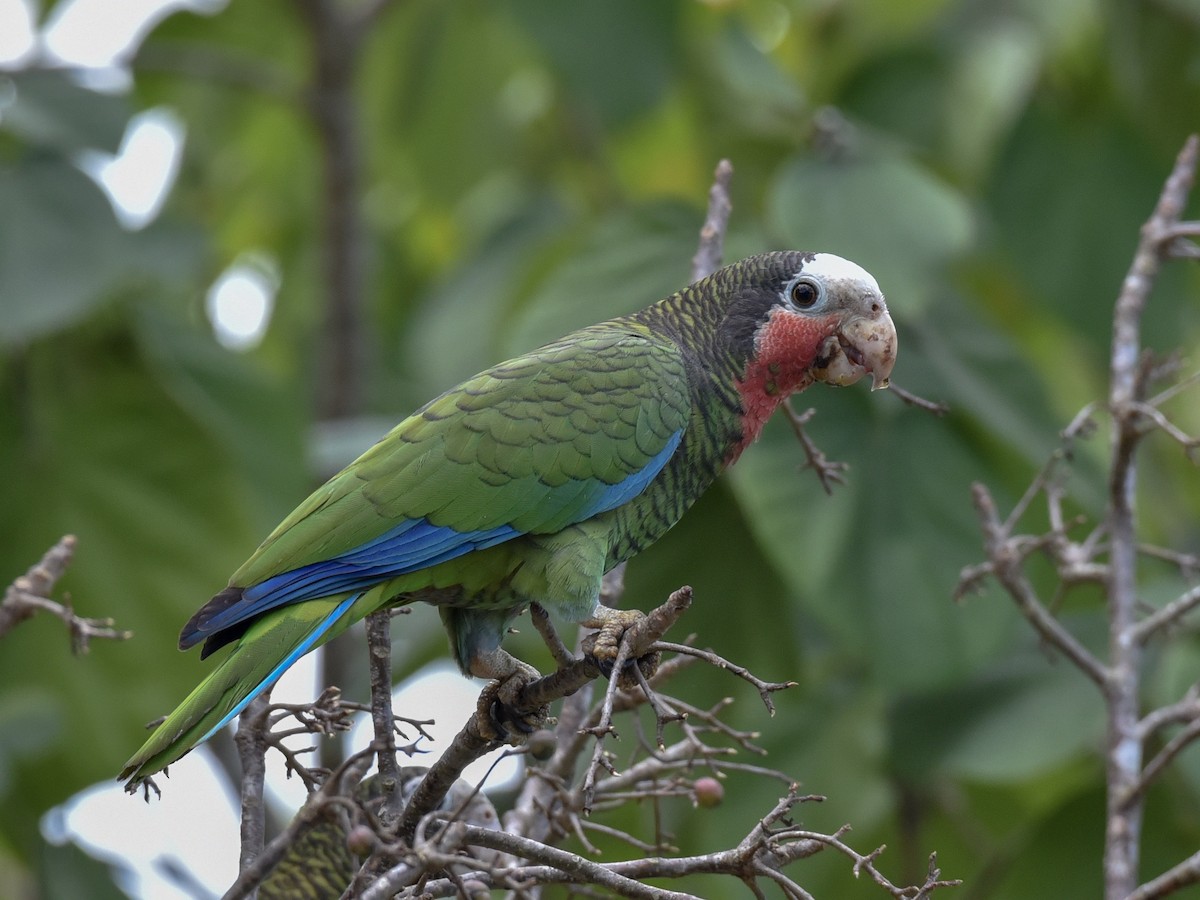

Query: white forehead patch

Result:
[804,253,882,295]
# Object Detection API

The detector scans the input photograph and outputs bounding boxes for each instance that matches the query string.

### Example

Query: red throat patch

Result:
[728,308,839,463]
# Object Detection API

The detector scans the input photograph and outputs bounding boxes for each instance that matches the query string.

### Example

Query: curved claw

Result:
[579,607,662,692]
[476,665,548,744]
[594,646,662,693]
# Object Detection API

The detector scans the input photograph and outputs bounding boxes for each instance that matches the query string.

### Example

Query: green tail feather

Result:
[119,593,363,784]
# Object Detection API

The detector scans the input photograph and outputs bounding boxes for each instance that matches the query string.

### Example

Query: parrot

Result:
[120,250,896,785]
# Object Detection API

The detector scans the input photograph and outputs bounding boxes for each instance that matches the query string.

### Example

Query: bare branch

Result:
[887,382,949,416]
[965,483,1109,688]
[366,610,405,828]
[0,535,130,653]
[782,402,849,495]
[1127,850,1200,900]
[442,826,704,900]
[1129,401,1200,459]
[578,587,694,811]
[528,602,575,669]
[392,785,957,899]
[691,159,734,282]
[1146,368,1200,409]
[1137,544,1200,578]
[654,641,797,716]
[1103,134,1200,899]
[1133,585,1200,645]
[234,691,272,888]
[1122,714,1200,808]
[1137,685,1200,741]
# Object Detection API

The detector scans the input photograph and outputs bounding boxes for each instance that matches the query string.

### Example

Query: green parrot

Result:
[120,251,896,785]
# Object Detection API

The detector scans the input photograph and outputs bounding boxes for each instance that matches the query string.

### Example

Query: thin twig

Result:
[1132,585,1200,645]
[967,483,1109,688]
[1120,716,1200,808]
[0,536,130,652]
[654,641,797,715]
[781,402,848,495]
[528,602,575,669]
[691,159,733,282]
[887,382,949,416]
[1137,686,1200,741]
[1126,850,1200,900]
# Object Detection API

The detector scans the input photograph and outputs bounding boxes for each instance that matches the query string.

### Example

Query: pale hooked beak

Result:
[813,307,897,391]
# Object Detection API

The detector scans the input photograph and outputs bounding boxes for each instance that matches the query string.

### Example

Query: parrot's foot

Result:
[469,650,548,744]
[581,606,661,691]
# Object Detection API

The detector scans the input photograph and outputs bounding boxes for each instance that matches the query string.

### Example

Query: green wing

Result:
[234,323,690,587]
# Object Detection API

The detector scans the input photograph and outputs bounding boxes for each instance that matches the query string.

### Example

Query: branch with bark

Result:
[956,134,1200,900]
[223,590,956,899]
[0,535,130,653]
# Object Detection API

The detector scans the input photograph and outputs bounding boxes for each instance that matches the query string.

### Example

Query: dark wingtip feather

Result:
[179,586,245,651]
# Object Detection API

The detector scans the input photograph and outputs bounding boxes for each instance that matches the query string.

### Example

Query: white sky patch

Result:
[265,660,522,813]
[44,653,518,899]
[206,256,280,351]
[78,107,185,229]
[42,0,225,69]
[41,650,319,900]
[347,661,523,791]
[0,0,36,67]
[42,749,240,900]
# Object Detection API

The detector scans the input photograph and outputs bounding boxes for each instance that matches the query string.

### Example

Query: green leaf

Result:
[0,162,128,344]
[0,689,62,798]
[0,70,129,156]
[701,24,806,139]
[727,394,1010,689]
[500,201,702,354]
[132,300,308,533]
[987,107,1169,350]
[889,640,1106,783]
[405,200,702,404]
[0,164,205,346]
[505,0,683,128]
[402,197,574,402]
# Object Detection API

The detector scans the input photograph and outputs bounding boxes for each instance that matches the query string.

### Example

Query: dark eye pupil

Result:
[791,282,817,307]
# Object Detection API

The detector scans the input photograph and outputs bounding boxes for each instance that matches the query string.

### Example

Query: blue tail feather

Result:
[198,592,361,745]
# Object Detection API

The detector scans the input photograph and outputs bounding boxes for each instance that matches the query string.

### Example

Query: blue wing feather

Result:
[197,591,362,743]
[180,428,683,651]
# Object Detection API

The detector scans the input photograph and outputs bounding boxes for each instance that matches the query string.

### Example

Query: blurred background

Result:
[2,0,1199,897]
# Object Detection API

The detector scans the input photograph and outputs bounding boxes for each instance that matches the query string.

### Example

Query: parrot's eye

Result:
[789,279,820,309]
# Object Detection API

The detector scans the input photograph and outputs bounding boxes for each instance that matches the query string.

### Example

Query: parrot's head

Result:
[799,253,896,391]
[721,251,896,452]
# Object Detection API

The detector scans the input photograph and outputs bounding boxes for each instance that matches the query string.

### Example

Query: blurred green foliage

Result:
[2,0,1200,896]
